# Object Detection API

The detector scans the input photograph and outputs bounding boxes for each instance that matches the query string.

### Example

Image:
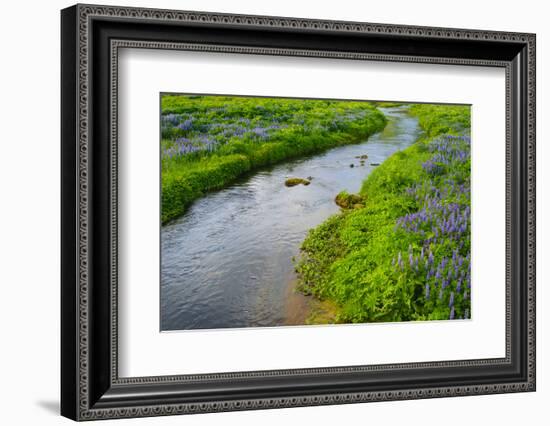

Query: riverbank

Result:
[161,95,387,223]
[295,104,471,324]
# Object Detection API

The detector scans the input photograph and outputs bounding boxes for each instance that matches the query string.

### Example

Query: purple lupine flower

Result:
[450,307,455,320]
[397,252,403,270]
[162,113,180,126]
[250,127,269,139]
[393,133,470,320]
[177,119,194,131]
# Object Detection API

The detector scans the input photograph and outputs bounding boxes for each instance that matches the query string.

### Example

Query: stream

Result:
[160,106,421,331]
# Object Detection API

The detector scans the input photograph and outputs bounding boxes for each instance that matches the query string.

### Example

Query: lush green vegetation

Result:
[296,104,471,323]
[160,95,387,223]
[409,103,471,137]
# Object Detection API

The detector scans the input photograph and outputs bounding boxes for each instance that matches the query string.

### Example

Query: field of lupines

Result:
[296,104,471,323]
[160,95,387,223]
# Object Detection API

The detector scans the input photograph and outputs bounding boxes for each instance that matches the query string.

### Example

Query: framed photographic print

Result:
[61,4,536,421]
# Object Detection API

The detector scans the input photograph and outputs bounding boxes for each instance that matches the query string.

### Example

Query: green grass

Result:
[409,103,471,138]
[296,104,471,323]
[161,95,387,223]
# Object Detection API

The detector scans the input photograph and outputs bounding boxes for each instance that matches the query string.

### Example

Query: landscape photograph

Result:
[159,94,471,331]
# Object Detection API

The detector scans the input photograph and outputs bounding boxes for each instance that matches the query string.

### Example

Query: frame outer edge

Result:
[66,4,536,421]
[77,2,90,420]
[527,33,536,390]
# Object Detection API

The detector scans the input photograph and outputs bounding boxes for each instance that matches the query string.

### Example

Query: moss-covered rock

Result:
[334,191,363,209]
[285,177,311,187]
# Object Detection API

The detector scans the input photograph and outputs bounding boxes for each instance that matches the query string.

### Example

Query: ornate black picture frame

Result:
[61,4,536,421]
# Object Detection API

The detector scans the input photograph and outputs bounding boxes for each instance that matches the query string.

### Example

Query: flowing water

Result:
[160,107,420,331]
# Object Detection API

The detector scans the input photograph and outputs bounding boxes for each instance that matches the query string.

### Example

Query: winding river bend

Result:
[161,107,420,331]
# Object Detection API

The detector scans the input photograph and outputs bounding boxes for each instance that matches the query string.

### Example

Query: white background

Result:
[119,49,505,377]
[0,0,547,425]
